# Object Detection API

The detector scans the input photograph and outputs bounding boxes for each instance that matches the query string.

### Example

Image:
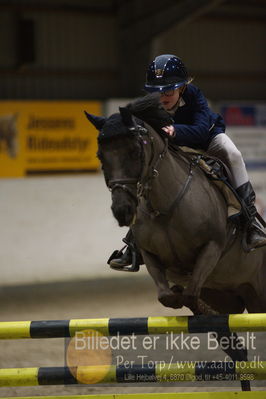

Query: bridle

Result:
[107,121,167,207]
[108,177,140,205]
[106,120,200,219]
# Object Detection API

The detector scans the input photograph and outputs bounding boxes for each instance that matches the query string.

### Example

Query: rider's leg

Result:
[236,181,266,248]
[109,229,143,269]
[207,133,266,249]
[109,229,133,268]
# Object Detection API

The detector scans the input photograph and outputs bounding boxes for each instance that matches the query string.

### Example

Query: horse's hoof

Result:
[158,291,183,309]
[182,294,200,313]
[171,284,184,294]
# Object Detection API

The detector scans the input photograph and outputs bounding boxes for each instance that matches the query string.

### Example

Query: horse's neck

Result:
[146,130,189,209]
[150,128,188,178]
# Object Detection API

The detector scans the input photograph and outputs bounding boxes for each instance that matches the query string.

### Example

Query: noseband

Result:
[108,177,140,205]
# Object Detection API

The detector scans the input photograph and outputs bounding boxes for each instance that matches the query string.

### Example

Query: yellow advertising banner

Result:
[0,101,101,177]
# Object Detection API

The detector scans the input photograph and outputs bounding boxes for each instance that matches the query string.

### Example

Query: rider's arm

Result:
[170,86,223,150]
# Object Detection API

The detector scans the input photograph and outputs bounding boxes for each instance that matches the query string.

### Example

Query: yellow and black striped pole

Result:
[0,313,266,339]
[2,392,266,399]
[0,361,266,386]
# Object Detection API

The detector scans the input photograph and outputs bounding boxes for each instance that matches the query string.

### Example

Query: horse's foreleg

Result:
[141,250,183,309]
[183,240,222,311]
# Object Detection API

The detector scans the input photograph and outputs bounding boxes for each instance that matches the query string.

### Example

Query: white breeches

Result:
[206,133,248,189]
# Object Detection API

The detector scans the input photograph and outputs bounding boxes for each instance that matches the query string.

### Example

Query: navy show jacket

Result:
[170,84,225,151]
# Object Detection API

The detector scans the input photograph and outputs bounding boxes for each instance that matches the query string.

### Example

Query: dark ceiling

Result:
[0,0,265,98]
[1,0,266,18]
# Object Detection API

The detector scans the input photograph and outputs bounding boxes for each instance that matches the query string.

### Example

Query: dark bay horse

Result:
[85,96,266,390]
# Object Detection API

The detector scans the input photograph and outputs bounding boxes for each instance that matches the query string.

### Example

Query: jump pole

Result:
[1,313,266,339]
[2,393,266,399]
[1,362,266,386]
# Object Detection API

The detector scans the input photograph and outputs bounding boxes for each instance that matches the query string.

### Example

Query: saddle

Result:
[178,146,242,219]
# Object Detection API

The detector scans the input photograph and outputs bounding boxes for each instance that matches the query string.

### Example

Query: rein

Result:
[159,153,201,218]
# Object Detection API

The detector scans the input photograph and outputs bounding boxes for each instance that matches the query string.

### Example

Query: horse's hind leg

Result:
[247,250,266,312]
[214,331,250,391]
[199,289,250,391]
[192,290,250,391]
[200,288,246,314]
[238,283,266,313]
[182,240,222,311]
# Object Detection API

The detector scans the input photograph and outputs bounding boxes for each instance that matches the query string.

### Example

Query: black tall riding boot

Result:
[236,181,266,250]
[108,229,143,272]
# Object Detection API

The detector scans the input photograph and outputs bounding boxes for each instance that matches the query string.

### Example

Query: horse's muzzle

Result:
[110,184,137,226]
[111,203,136,226]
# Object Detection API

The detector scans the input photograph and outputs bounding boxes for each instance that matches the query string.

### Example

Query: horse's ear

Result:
[119,107,134,128]
[84,111,106,130]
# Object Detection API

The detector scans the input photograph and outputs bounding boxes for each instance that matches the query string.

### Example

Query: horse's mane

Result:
[127,93,173,132]
[129,94,187,161]
[99,94,172,142]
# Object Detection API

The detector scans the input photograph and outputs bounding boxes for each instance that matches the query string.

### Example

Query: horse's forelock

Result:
[98,113,133,142]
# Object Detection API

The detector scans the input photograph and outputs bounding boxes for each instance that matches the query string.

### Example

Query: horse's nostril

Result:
[111,203,136,227]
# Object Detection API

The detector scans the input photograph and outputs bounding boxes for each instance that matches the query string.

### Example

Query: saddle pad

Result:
[179,146,242,218]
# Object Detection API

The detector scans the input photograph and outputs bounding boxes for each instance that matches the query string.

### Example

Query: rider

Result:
[109,54,266,269]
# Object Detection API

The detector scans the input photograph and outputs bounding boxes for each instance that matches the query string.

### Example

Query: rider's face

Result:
[159,88,181,111]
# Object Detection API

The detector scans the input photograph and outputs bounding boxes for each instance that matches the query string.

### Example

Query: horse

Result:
[0,114,18,158]
[85,95,266,391]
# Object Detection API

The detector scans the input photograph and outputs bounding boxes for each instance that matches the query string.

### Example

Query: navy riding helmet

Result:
[144,54,190,93]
